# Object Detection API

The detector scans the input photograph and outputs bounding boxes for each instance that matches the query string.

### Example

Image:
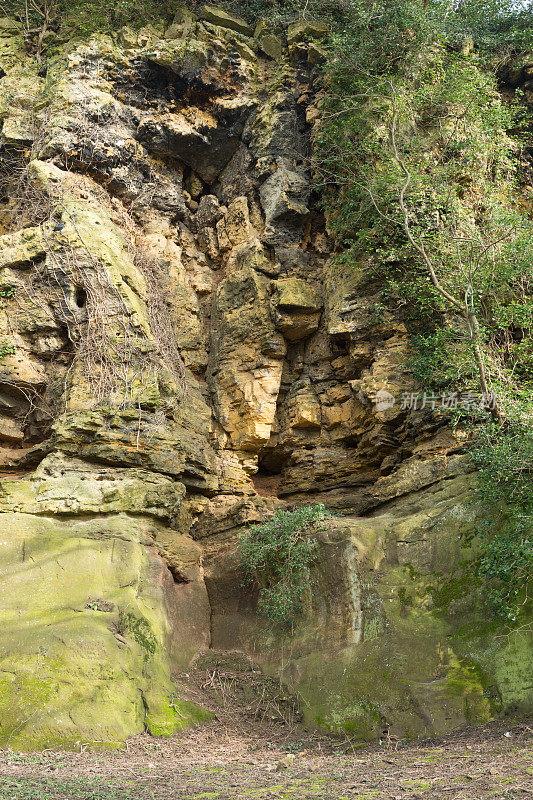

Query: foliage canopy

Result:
[315,0,533,620]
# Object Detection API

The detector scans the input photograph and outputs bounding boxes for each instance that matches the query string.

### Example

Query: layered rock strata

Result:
[0,8,530,746]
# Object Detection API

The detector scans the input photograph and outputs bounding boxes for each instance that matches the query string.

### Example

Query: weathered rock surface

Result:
[0,513,210,749]
[0,6,529,748]
[203,474,532,738]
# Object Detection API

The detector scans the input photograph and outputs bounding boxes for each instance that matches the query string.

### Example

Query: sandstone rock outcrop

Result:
[0,7,529,747]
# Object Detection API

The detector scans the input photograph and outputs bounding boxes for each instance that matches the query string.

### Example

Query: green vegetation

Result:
[470,417,533,620]
[438,0,533,52]
[315,0,533,620]
[0,0,174,27]
[0,341,16,358]
[116,609,157,653]
[0,0,177,48]
[62,0,177,34]
[0,777,138,799]
[237,504,331,625]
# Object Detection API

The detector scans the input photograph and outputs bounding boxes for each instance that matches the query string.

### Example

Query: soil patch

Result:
[0,719,530,799]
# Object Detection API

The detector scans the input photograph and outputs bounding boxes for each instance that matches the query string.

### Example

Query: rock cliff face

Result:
[0,8,530,747]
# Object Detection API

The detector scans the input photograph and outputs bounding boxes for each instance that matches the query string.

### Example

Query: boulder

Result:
[272,278,323,341]
[287,19,330,45]
[258,34,284,61]
[286,381,322,429]
[137,113,239,184]
[225,196,252,245]
[200,5,254,37]
[308,42,327,65]
[137,104,252,184]
[196,194,224,228]
[259,166,310,225]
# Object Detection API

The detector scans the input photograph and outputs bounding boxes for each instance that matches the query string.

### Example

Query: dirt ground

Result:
[0,658,531,799]
[0,718,531,799]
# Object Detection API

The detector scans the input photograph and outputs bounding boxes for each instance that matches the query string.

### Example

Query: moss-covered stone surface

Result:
[204,475,532,738]
[0,513,208,749]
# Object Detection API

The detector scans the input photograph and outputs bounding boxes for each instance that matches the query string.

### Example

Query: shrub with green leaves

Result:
[62,0,177,33]
[437,0,533,53]
[237,504,332,625]
[0,0,179,38]
[470,416,533,620]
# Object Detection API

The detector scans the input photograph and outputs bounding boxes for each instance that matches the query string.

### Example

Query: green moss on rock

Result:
[0,512,209,749]
[241,478,532,738]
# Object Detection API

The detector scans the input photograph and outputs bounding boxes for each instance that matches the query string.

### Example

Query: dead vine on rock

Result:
[29,225,159,412]
[0,111,53,233]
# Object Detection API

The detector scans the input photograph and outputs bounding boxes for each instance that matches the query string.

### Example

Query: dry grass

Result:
[0,719,530,799]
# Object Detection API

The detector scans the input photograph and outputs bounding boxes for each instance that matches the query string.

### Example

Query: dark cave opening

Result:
[74,286,87,309]
[253,447,286,497]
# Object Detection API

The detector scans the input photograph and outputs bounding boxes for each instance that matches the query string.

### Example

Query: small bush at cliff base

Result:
[237,504,332,625]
